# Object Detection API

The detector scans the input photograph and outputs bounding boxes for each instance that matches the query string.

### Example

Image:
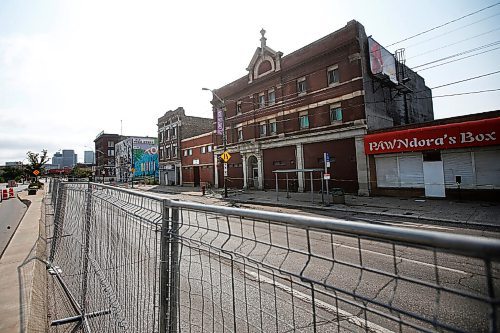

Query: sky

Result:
[0,0,499,165]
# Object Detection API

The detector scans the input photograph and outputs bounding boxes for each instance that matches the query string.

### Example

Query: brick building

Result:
[94,132,125,181]
[181,131,215,187]
[157,107,212,185]
[207,21,433,195]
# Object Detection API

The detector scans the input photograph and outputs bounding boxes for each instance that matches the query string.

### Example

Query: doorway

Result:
[247,156,258,189]
[193,166,200,187]
[423,161,445,198]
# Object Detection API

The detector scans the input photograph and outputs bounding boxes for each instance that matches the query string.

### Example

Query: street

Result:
[0,184,28,257]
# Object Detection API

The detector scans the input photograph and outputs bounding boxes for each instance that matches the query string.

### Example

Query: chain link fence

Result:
[46,180,500,332]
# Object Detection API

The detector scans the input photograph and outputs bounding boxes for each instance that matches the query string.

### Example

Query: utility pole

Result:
[202,88,228,198]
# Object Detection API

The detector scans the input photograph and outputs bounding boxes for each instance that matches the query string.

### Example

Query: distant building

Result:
[5,161,22,167]
[157,107,213,185]
[115,136,159,182]
[84,151,94,164]
[51,152,63,168]
[94,131,125,181]
[51,150,77,168]
[181,131,214,187]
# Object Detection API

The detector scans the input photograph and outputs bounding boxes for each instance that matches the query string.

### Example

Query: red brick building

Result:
[157,107,212,185]
[94,131,125,181]
[207,21,433,195]
[181,131,215,187]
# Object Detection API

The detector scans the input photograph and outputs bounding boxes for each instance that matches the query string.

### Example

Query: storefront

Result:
[364,113,500,200]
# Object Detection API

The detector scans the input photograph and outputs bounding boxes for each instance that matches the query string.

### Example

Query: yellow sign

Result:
[33,170,40,176]
[220,151,231,163]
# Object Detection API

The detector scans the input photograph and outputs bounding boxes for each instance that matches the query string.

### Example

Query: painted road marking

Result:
[245,269,395,333]
[331,241,469,275]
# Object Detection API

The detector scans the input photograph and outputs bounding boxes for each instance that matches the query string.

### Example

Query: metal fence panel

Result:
[46,181,500,333]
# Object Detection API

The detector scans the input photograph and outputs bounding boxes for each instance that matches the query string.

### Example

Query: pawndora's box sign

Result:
[364,117,500,155]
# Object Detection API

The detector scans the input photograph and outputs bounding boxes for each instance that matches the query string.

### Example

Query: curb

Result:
[229,198,499,231]
[147,188,498,231]
[0,192,29,259]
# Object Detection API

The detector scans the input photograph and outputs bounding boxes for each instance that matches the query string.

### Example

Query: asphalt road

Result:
[0,185,28,257]
[47,186,499,333]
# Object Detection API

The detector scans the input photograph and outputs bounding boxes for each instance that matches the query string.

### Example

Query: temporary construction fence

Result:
[45,180,500,332]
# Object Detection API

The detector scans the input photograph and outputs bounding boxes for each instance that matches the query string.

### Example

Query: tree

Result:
[0,166,23,182]
[25,150,49,179]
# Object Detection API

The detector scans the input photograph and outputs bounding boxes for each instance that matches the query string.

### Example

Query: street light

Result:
[202,87,228,198]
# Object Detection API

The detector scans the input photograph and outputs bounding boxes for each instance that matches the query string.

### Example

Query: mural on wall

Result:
[132,138,159,178]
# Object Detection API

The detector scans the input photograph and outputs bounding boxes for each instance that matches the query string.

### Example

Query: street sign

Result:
[33,170,40,176]
[325,152,330,162]
[221,151,231,163]
[324,173,330,180]
[223,163,228,176]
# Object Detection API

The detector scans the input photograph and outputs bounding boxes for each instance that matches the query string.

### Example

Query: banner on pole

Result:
[216,108,224,135]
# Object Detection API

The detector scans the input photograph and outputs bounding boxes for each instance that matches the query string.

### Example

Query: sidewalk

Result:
[0,189,46,333]
[147,185,500,229]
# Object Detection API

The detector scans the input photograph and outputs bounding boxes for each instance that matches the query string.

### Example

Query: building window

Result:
[166,147,171,158]
[259,122,267,137]
[330,105,343,123]
[237,128,243,142]
[268,89,275,106]
[201,146,206,154]
[327,65,340,86]
[258,93,266,108]
[108,149,114,156]
[184,150,188,157]
[269,120,277,135]
[108,141,114,148]
[172,126,177,138]
[188,149,193,156]
[237,101,242,114]
[299,113,309,129]
[297,77,307,95]
[207,145,212,152]
[166,129,170,139]
[173,144,177,157]
[160,148,164,159]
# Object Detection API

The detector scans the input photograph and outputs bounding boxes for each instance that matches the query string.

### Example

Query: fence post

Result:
[49,181,65,263]
[159,200,171,333]
[81,182,93,322]
[169,204,180,333]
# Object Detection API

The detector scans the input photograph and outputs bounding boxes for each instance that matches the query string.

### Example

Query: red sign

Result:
[364,117,500,155]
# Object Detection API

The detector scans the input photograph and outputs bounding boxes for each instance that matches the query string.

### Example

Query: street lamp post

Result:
[202,87,228,198]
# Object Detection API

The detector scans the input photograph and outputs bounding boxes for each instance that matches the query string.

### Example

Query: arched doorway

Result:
[247,155,258,189]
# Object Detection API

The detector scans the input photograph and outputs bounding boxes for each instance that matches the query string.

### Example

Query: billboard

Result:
[368,37,398,85]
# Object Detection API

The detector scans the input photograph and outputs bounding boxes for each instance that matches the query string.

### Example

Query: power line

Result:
[431,70,500,89]
[403,12,500,49]
[428,88,500,98]
[407,27,500,60]
[418,46,500,72]
[387,2,500,47]
[413,40,500,68]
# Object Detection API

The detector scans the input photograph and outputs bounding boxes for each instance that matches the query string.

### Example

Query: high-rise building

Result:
[84,151,94,164]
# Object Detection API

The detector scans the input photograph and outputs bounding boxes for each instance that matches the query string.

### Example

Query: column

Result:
[213,153,219,188]
[257,154,264,190]
[296,143,304,192]
[242,154,248,189]
[355,135,370,196]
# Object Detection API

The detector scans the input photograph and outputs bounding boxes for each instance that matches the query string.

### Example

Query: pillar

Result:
[295,143,304,192]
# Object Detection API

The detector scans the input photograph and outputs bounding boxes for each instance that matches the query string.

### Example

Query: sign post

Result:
[324,153,330,205]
